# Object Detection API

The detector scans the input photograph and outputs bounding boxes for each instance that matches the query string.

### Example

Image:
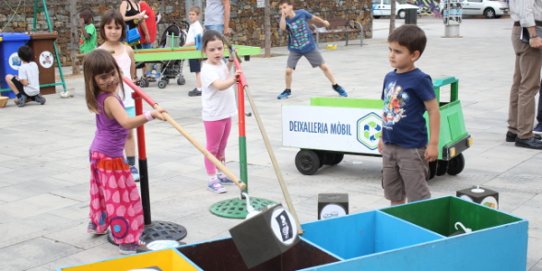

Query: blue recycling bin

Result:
[0,32,30,98]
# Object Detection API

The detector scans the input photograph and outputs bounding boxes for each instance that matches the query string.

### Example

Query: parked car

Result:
[372,0,420,19]
[439,0,509,18]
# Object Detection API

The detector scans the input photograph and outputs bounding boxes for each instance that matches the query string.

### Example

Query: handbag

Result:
[127,27,141,44]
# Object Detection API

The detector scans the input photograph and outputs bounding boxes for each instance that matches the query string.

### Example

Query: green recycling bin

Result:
[29,31,57,95]
[405,8,417,24]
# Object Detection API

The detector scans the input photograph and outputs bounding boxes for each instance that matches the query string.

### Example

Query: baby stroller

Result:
[139,21,190,89]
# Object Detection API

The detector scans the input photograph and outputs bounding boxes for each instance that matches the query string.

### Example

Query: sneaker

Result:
[208,178,226,194]
[130,165,140,182]
[277,89,291,100]
[534,123,542,135]
[217,173,234,185]
[188,88,202,97]
[17,95,26,107]
[87,222,107,235]
[34,94,46,105]
[332,84,348,97]
[119,241,147,255]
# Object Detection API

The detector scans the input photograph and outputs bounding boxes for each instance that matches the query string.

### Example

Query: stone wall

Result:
[0,0,372,66]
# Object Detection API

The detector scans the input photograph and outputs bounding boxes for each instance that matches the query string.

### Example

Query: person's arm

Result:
[105,95,166,129]
[279,9,287,31]
[80,21,91,40]
[310,15,330,28]
[126,46,137,80]
[139,4,151,41]
[18,66,29,86]
[424,98,440,161]
[211,69,241,90]
[223,0,232,34]
[140,19,150,42]
[528,28,542,48]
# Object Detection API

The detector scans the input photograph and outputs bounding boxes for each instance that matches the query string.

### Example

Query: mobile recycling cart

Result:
[282,76,472,177]
[58,196,528,271]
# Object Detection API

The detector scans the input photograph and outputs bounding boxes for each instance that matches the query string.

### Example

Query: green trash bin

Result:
[381,196,521,236]
[405,8,417,24]
[28,31,57,95]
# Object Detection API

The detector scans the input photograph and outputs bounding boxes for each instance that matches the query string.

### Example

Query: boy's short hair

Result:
[189,6,201,15]
[388,25,427,56]
[18,45,34,62]
[80,9,93,24]
[278,0,293,5]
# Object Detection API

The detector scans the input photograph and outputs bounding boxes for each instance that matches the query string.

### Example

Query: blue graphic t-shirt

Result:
[381,68,435,148]
[286,9,316,54]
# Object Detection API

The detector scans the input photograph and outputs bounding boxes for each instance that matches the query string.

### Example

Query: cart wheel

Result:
[436,160,448,176]
[323,152,343,166]
[428,161,437,180]
[295,150,321,175]
[177,77,186,85]
[158,80,168,89]
[139,78,148,88]
[447,153,465,175]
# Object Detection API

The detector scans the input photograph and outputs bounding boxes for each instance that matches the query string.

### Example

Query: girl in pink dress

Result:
[83,49,165,254]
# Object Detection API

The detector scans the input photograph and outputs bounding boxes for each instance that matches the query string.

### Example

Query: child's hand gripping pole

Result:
[123,77,247,191]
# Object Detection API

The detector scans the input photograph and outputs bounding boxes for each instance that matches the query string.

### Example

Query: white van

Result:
[439,0,509,18]
[372,0,420,19]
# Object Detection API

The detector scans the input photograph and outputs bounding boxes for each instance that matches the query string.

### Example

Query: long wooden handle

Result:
[123,77,246,191]
[228,51,303,234]
[244,86,303,234]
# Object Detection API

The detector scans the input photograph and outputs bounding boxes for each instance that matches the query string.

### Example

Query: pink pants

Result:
[89,151,144,245]
[203,117,232,175]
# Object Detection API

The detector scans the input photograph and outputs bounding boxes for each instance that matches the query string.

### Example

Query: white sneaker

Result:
[207,177,226,194]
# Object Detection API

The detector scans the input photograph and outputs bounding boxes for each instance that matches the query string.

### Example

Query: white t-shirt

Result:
[186,20,203,44]
[18,62,40,96]
[204,0,225,26]
[112,46,135,108]
[201,61,236,121]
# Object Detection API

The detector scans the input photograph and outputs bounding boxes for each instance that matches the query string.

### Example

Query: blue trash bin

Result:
[0,32,30,98]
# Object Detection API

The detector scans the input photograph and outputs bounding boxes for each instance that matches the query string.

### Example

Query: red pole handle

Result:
[123,77,157,106]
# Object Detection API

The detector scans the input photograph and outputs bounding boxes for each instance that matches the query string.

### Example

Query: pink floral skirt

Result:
[89,151,144,245]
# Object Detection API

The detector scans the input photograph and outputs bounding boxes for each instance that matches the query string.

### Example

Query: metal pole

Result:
[237,66,248,193]
[264,0,271,57]
[69,0,80,75]
[133,92,152,225]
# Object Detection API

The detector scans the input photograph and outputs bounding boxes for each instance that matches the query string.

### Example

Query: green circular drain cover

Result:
[210,197,277,219]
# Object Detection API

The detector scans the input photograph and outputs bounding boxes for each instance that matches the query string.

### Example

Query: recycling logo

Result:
[39,51,54,69]
[357,113,382,150]
[8,53,21,70]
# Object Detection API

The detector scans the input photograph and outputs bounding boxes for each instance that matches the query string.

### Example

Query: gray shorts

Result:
[381,144,430,202]
[287,49,324,69]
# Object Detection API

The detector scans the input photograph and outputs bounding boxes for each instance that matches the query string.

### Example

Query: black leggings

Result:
[11,77,36,100]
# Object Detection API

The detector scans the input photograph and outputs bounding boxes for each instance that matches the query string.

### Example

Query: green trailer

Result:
[282,76,472,178]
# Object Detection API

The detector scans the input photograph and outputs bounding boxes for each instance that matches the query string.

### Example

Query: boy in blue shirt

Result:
[276,0,348,99]
[378,25,440,205]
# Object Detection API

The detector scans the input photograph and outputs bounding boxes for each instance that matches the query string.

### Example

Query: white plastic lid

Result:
[471,185,485,193]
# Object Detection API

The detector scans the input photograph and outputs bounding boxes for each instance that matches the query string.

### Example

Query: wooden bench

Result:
[310,18,364,47]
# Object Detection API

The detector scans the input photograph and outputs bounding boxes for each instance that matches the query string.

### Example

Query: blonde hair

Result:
[83,49,125,113]
[189,6,201,15]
